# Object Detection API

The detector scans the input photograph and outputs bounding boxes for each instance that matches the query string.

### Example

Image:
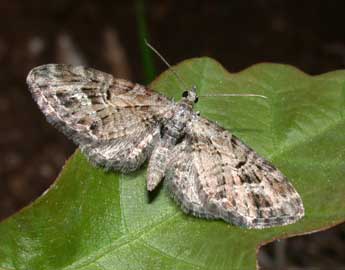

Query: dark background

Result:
[1,1,345,269]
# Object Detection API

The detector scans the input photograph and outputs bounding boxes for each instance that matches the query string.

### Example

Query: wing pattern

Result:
[27,64,174,171]
[167,116,304,228]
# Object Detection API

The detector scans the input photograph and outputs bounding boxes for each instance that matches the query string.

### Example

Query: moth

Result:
[27,64,304,229]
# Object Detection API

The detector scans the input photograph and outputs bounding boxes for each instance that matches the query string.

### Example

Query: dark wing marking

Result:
[27,64,174,172]
[169,115,304,229]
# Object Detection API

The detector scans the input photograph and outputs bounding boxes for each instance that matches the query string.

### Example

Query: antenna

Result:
[144,40,268,100]
[144,39,189,90]
[201,93,267,99]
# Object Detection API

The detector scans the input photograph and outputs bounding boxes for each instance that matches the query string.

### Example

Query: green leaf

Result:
[1,58,345,270]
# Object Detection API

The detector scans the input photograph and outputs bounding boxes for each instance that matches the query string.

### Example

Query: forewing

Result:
[27,64,174,171]
[185,116,304,228]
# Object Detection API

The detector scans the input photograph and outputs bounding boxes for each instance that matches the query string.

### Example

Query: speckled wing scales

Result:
[166,140,214,219]
[167,116,304,229]
[27,64,174,172]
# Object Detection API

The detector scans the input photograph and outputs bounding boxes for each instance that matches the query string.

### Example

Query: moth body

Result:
[147,94,195,191]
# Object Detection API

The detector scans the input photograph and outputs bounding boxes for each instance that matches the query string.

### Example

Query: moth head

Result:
[182,85,199,104]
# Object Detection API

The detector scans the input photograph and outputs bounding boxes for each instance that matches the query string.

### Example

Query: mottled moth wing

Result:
[167,115,304,228]
[165,139,212,218]
[27,64,174,172]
